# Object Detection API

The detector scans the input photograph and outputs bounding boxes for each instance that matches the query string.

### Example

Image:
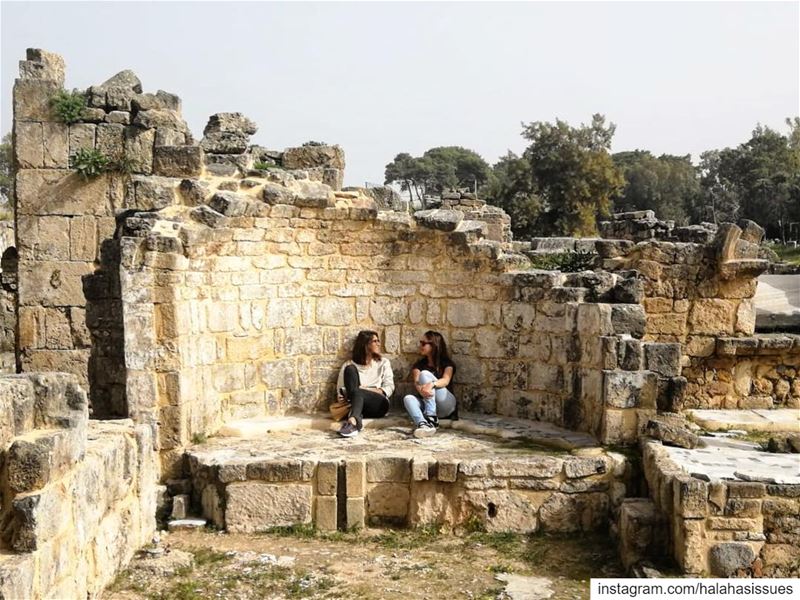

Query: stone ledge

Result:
[187,417,624,534]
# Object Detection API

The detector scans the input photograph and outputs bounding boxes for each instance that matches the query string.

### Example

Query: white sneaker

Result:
[413,421,436,438]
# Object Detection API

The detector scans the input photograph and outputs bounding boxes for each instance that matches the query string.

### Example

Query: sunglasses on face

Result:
[419,340,432,346]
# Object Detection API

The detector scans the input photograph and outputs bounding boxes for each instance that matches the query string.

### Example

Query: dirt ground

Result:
[105,525,626,600]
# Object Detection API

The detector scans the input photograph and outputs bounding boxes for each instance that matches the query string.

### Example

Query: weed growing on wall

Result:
[50,89,86,123]
[528,250,597,272]
[70,148,110,179]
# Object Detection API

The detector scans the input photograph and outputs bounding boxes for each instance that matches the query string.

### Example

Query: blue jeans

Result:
[402,370,456,426]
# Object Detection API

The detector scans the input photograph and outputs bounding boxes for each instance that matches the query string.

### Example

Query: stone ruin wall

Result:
[0,372,157,599]
[120,200,665,476]
[639,440,800,577]
[598,212,800,411]
[10,49,680,478]
[4,49,797,591]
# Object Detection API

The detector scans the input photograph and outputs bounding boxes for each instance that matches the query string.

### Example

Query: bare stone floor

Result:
[664,436,800,485]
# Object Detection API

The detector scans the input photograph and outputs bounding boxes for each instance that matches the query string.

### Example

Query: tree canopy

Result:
[384,146,490,208]
[0,133,12,215]
[694,121,800,240]
[612,151,700,225]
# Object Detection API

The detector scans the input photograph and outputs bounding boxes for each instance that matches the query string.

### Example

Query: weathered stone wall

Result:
[643,440,800,577]
[188,447,627,534]
[0,373,158,599]
[118,192,660,474]
[597,216,792,411]
[681,335,800,410]
[11,50,198,416]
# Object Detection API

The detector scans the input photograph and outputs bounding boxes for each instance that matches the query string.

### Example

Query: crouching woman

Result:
[403,330,457,438]
[336,330,395,438]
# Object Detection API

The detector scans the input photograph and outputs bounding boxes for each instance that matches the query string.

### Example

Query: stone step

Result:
[184,417,629,536]
[687,408,800,433]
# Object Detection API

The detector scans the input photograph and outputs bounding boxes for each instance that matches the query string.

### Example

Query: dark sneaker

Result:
[338,422,359,438]
[425,415,439,429]
[413,421,436,438]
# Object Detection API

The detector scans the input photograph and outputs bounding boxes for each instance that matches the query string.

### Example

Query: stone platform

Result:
[642,437,800,576]
[186,414,629,535]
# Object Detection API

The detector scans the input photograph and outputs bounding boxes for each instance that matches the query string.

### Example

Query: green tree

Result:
[612,151,700,224]
[694,149,741,225]
[521,114,624,236]
[0,132,12,216]
[482,152,543,238]
[384,146,491,208]
[696,121,800,240]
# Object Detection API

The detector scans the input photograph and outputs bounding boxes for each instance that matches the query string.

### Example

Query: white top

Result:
[336,358,395,398]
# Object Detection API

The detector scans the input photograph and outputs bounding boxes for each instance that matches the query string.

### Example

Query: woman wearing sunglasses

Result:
[335,330,395,438]
[403,330,457,438]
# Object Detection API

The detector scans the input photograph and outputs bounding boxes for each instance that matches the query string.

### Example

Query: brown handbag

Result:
[329,399,351,421]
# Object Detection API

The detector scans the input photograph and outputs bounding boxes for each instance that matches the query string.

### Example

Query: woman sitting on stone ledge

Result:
[335,330,395,438]
[403,330,457,438]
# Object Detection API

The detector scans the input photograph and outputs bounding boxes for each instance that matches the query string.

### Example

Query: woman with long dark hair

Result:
[402,330,457,438]
[335,330,394,438]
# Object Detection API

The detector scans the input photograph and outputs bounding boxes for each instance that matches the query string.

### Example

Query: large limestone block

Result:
[18,260,95,307]
[13,78,61,121]
[43,122,69,168]
[688,299,736,335]
[152,145,203,177]
[447,300,485,328]
[7,428,84,493]
[11,483,70,551]
[225,482,312,532]
[124,126,156,174]
[69,123,96,156]
[16,169,115,216]
[367,483,410,521]
[465,490,542,533]
[14,121,43,168]
[96,123,125,159]
[367,457,410,483]
[19,49,66,84]
[603,370,657,409]
[539,492,608,532]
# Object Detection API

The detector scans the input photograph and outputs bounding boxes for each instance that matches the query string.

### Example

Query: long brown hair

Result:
[352,330,380,365]
[423,330,451,373]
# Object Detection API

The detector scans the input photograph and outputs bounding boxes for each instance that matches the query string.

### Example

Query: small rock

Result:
[709,542,756,577]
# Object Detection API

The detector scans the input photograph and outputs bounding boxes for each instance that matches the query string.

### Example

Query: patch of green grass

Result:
[263,522,317,538]
[768,243,800,265]
[370,524,441,550]
[147,580,204,600]
[190,432,207,444]
[463,515,487,534]
[190,547,230,566]
[469,531,521,556]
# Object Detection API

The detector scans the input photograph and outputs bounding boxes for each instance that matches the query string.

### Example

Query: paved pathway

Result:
[664,436,800,485]
[755,274,800,329]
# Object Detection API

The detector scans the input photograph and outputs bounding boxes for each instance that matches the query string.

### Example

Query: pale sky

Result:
[2,1,798,187]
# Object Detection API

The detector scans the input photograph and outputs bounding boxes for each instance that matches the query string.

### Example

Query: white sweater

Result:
[336,358,395,398]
